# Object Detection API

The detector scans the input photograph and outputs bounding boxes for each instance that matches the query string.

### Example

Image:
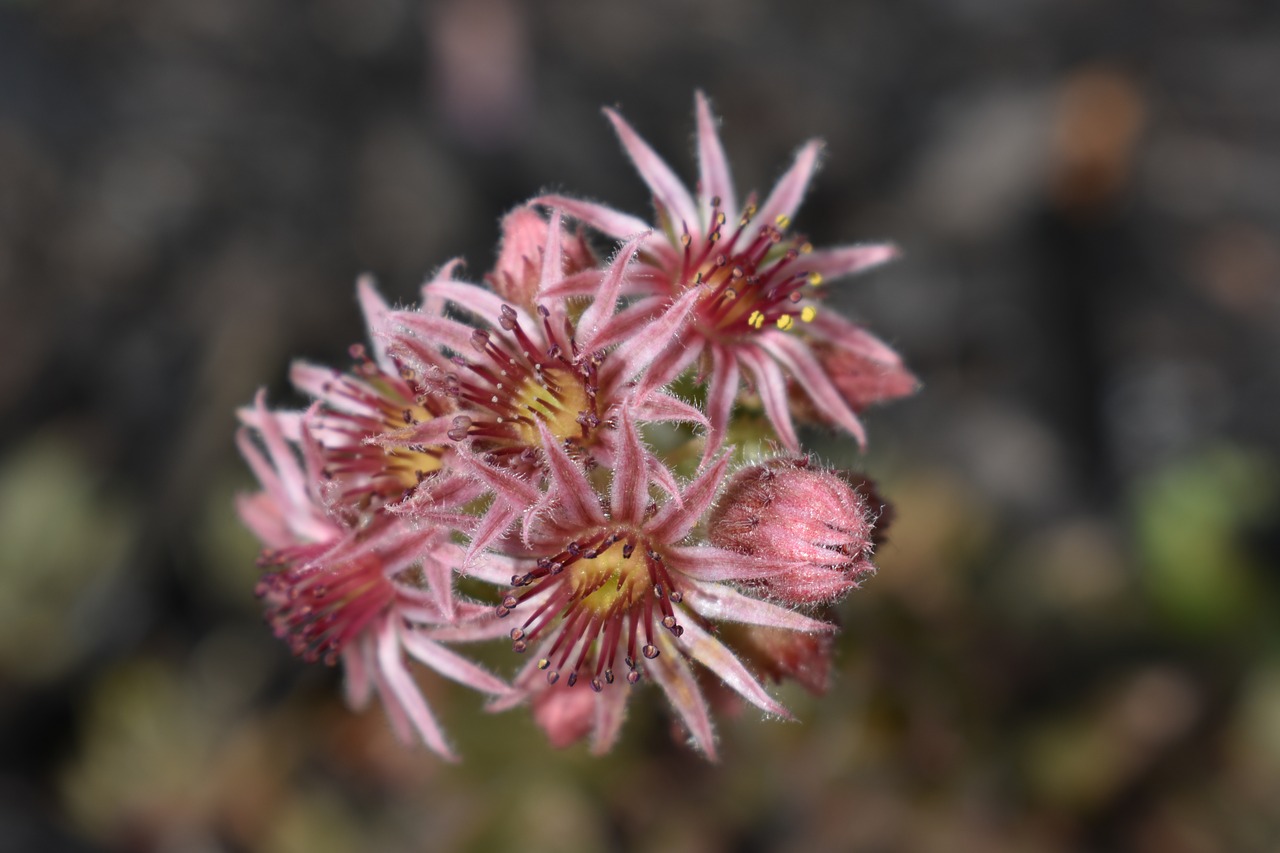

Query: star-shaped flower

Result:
[538,93,916,453]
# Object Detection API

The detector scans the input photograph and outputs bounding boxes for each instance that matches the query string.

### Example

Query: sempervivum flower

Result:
[287,276,464,514]
[708,455,880,606]
[383,211,706,558]
[472,409,834,759]
[237,393,508,760]
[537,93,916,452]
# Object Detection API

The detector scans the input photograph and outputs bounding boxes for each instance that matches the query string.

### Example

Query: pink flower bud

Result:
[485,207,595,310]
[531,683,596,748]
[709,457,880,606]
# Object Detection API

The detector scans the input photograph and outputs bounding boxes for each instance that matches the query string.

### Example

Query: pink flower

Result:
[383,211,706,559]
[287,277,462,514]
[537,93,915,452]
[708,456,880,606]
[470,409,834,759]
[237,391,508,761]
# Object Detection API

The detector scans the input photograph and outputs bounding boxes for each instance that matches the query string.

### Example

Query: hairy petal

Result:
[632,390,709,430]
[695,91,736,220]
[357,274,397,371]
[578,233,646,351]
[683,579,836,634]
[609,408,649,526]
[374,626,456,760]
[705,344,740,460]
[665,545,779,582]
[647,638,717,760]
[399,631,510,696]
[604,107,699,234]
[533,194,652,242]
[608,286,704,395]
[590,676,631,756]
[679,618,792,720]
[759,331,867,447]
[427,278,538,337]
[650,451,731,543]
[741,348,800,452]
[538,421,606,530]
[754,140,822,233]
[800,242,900,283]
[390,311,480,358]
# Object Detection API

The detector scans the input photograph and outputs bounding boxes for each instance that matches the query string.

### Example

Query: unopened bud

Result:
[709,457,880,605]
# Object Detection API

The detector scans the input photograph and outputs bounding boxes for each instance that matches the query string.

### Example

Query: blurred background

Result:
[2,1,1279,851]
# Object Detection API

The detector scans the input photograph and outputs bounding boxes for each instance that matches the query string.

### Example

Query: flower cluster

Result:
[236,94,915,761]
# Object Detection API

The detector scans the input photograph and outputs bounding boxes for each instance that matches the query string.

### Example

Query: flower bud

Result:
[531,683,596,748]
[485,207,595,310]
[709,457,879,606]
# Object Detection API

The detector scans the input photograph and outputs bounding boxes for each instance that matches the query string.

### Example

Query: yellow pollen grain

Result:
[807,272,824,286]
[775,214,791,228]
[776,315,794,331]
[800,305,817,322]
[801,242,814,254]
[748,310,765,330]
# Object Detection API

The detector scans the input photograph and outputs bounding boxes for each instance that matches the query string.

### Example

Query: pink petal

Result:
[418,258,467,316]
[645,451,683,503]
[426,278,538,338]
[537,421,605,530]
[679,618,792,720]
[754,140,822,235]
[646,637,718,760]
[374,626,457,760]
[398,630,510,696]
[604,107,700,235]
[288,362,355,411]
[682,579,836,634]
[632,390,709,430]
[810,310,908,366]
[390,311,480,358]
[590,677,631,756]
[465,498,522,567]
[631,335,701,404]
[704,344,740,459]
[801,243,900,282]
[533,193,652,241]
[650,451,730,543]
[609,407,649,525]
[538,208,564,293]
[741,348,800,452]
[538,267,605,300]
[459,450,542,509]
[368,414,455,450]
[758,331,867,447]
[577,232,646,352]
[601,287,702,398]
[584,297,665,354]
[250,390,310,511]
[665,545,778,582]
[356,274,396,371]
[341,645,374,709]
[695,91,736,220]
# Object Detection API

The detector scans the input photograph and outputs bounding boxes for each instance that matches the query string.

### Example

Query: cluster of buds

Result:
[236,94,915,760]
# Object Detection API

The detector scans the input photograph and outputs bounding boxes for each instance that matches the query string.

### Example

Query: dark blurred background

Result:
[2,1,1279,851]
